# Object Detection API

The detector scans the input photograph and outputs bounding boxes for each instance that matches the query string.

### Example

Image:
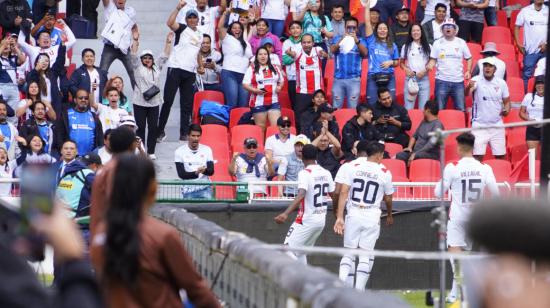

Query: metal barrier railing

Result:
[156,180,248,203]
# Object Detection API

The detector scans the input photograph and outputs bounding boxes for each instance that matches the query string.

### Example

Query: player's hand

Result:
[176,0,186,10]
[274,213,288,224]
[334,218,345,235]
[386,215,394,226]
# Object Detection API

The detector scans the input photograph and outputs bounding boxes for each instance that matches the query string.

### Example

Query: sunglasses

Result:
[246,144,258,149]
[346,26,357,30]
[77,96,89,100]
[280,124,291,128]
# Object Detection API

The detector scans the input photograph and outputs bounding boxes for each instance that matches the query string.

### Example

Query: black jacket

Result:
[0,0,31,35]
[55,107,103,152]
[341,116,383,160]
[18,117,55,153]
[69,65,109,98]
[299,107,319,135]
[372,101,411,141]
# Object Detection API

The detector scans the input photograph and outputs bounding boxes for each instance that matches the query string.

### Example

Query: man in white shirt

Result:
[434,132,499,303]
[265,116,297,170]
[93,129,113,164]
[174,124,215,199]
[427,18,472,111]
[274,144,335,264]
[514,0,548,91]
[90,86,129,132]
[334,141,394,291]
[158,0,204,142]
[229,137,275,195]
[467,57,510,161]
[176,0,227,40]
[421,0,450,25]
[471,42,506,80]
[99,0,137,89]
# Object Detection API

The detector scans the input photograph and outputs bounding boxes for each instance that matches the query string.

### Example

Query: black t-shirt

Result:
[317,147,341,179]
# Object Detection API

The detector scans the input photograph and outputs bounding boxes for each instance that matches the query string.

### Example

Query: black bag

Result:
[374,73,392,87]
[201,115,227,126]
[68,14,96,39]
[143,85,160,101]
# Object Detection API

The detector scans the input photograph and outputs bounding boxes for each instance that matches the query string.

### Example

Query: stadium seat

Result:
[496,10,508,27]
[279,91,292,109]
[382,159,408,181]
[409,159,441,181]
[495,43,516,61]
[201,124,228,136]
[484,159,512,182]
[527,77,535,92]
[439,110,466,129]
[510,10,520,33]
[210,174,236,200]
[482,26,512,45]
[407,109,424,136]
[231,124,265,152]
[467,43,482,58]
[66,63,76,78]
[428,70,435,100]
[201,134,230,162]
[506,77,526,104]
[385,143,403,159]
[444,142,460,164]
[503,60,520,78]
[360,59,368,102]
[515,160,541,183]
[507,0,531,6]
[274,108,296,127]
[192,90,225,123]
[503,108,522,124]
[394,67,406,105]
[229,107,250,129]
[265,125,296,138]
[324,59,335,101]
[333,109,356,128]
[506,126,527,150]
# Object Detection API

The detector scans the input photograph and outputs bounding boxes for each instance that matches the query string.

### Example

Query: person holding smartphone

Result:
[196,33,222,92]
[372,88,412,148]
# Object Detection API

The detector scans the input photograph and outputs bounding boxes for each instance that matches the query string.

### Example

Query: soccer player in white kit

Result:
[334,141,394,290]
[274,144,335,264]
[435,132,500,303]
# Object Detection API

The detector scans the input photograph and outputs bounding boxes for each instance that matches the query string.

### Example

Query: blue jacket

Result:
[69,64,108,99]
[55,160,95,218]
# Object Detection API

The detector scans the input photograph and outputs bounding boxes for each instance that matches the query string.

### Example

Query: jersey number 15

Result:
[461,178,482,203]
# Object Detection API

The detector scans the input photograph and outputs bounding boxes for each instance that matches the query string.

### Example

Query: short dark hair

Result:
[366,141,385,157]
[256,18,270,29]
[302,144,318,160]
[456,132,475,149]
[110,126,136,154]
[0,99,8,109]
[104,128,113,140]
[30,101,46,112]
[82,48,95,58]
[288,21,302,29]
[356,103,372,115]
[105,86,120,96]
[356,140,370,155]
[37,30,50,39]
[188,124,202,135]
[424,100,439,115]
[332,4,344,11]
[203,33,211,41]
[435,3,447,11]
[301,33,314,42]
[62,139,77,148]
[345,16,359,25]
[377,87,391,98]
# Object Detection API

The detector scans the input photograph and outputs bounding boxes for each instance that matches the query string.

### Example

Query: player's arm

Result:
[333,184,350,235]
[274,188,306,224]
[434,164,452,198]
[485,167,500,198]
[383,194,393,226]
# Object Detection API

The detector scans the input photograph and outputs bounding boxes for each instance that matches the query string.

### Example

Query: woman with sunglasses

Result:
[242,47,285,134]
[519,75,545,150]
[129,31,173,160]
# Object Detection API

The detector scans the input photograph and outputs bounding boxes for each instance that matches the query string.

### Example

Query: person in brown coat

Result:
[90,154,220,308]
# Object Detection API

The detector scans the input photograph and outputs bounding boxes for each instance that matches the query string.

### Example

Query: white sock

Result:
[355,257,374,291]
[449,257,458,298]
[339,255,354,284]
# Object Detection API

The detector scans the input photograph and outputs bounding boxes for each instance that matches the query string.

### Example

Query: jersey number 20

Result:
[313,183,330,207]
[351,179,379,204]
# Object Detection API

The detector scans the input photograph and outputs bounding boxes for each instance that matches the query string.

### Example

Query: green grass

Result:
[38,274,54,287]
[396,290,459,308]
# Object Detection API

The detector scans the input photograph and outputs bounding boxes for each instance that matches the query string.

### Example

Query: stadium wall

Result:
[155,201,453,290]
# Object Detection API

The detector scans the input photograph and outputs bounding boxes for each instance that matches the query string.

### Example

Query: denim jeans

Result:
[221,69,249,108]
[404,76,430,110]
[99,43,136,88]
[183,186,213,199]
[523,52,545,91]
[264,19,285,37]
[332,77,361,108]
[367,74,396,106]
[484,7,497,26]
[0,83,20,116]
[435,79,465,111]
[374,0,406,22]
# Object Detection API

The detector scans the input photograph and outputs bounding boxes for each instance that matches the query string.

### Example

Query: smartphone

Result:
[20,163,57,228]
[206,58,212,63]
[383,114,390,120]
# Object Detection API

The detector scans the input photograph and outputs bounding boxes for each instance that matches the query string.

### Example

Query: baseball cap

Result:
[396,7,410,14]
[480,42,500,55]
[481,57,497,66]
[535,75,545,84]
[260,37,274,47]
[318,103,335,114]
[139,49,154,58]
[119,115,138,129]
[244,137,258,147]
[81,152,102,165]
[277,116,291,127]
[294,134,310,145]
[186,9,199,18]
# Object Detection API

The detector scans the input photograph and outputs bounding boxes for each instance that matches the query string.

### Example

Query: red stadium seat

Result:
[408,109,424,136]
[229,107,250,129]
[275,108,296,127]
[503,60,521,78]
[495,43,517,61]
[210,174,236,200]
[324,59,335,102]
[484,159,512,182]
[360,59,368,102]
[409,159,441,181]
[496,10,508,27]
[506,77,526,104]
[444,142,460,164]
[385,143,403,159]
[429,70,435,100]
[482,26,512,45]
[394,67,406,105]
[503,108,522,124]
[265,126,296,138]
[439,110,466,129]
[201,124,228,136]
[353,7,365,24]
[467,43,482,58]
[201,131,230,162]
[506,126,527,149]
[279,91,292,109]
[333,108,356,129]
[507,0,531,6]
[231,124,265,152]
[192,90,225,123]
[527,77,535,93]
[516,160,541,183]
[66,63,76,78]
[510,10,520,33]
[382,159,408,181]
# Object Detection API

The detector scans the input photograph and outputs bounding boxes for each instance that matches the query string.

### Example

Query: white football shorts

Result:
[284,222,325,247]
[447,219,472,250]
[343,215,380,250]
[472,126,506,156]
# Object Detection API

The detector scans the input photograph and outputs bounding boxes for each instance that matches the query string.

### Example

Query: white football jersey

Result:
[295,164,335,225]
[435,157,499,221]
[340,159,394,219]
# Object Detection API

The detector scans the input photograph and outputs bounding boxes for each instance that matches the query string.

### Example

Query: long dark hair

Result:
[374,22,395,50]
[253,47,276,74]
[404,23,431,60]
[26,80,41,103]
[26,134,46,154]
[104,154,156,287]
[33,53,50,97]
[228,21,248,55]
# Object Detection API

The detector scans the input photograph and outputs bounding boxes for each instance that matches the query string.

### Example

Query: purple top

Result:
[249,32,283,60]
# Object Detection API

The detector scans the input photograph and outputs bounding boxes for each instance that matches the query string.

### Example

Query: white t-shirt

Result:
[97,147,112,164]
[235,155,269,194]
[432,20,443,41]
[174,143,214,181]
[176,6,220,41]
[282,38,303,81]
[515,4,549,54]
[475,57,506,80]
[294,164,335,225]
[290,0,308,14]
[435,157,499,222]
[340,159,394,221]
[167,24,204,72]
[261,0,286,20]
[88,68,100,104]
[250,54,282,66]
[265,134,297,162]
[534,57,546,76]
[95,104,128,132]
[401,42,431,73]
[471,75,509,125]
[521,93,544,121]
[430,37,472,83]
[0,161,16,197]
[221,35,253,74]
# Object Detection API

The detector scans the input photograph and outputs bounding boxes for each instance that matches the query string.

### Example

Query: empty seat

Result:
[193,90,225,123]
[333,109,356,128]
[229,107,251,129]
[231,124,265,152]
[381,159,408,181]
[496,10,508,27]
[506,77,526,104]
[495,43,516,61]
[503,108,522,123]
[503,60,520,78]
[444,143,460,164]
[484,159,512,182]
[482,26,512,45]
[385,143,403,159]
[439,110,466,130]
[506,126,527,149]
[409,159,441,181]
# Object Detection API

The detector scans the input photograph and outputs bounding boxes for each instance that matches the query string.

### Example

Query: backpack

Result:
[199,101,230,125]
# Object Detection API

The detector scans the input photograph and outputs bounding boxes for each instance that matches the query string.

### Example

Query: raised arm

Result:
[228,152,239,176]
[168,0,186,32]
[218,8,230,40]
[60,19,77,49]
[31,14,49,37]
[363,0,373,37]
[17,30,34,56]
[102,0,110,7]
[218,0,228,14]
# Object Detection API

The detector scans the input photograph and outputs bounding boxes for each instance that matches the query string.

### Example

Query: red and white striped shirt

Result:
[243,64,284,108]
[295,47,324,94]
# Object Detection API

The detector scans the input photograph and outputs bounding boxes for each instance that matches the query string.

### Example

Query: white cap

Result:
[139,49,154,58]
[480,56,497,66]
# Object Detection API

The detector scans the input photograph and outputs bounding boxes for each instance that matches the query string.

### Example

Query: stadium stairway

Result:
[71,0,183,179]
